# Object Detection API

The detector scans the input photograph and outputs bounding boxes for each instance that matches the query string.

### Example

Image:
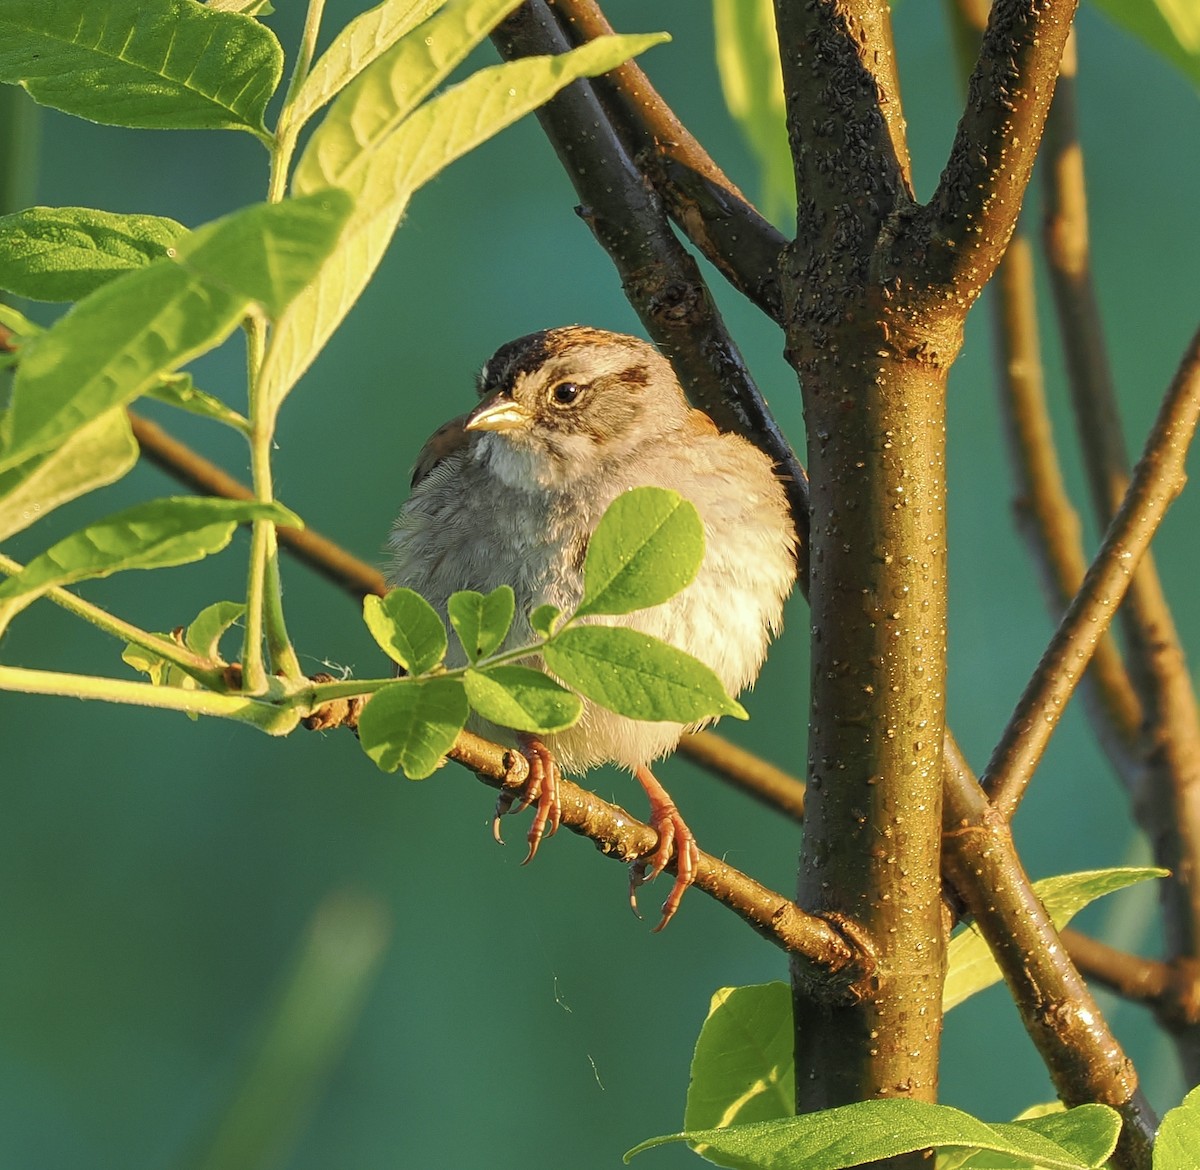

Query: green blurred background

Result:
[2,3,1199,1167]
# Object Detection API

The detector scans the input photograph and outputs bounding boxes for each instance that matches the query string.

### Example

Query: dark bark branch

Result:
[549,0,789,322]
[773,0,913,271]
[983,323,1200,815]
[942,737,1156,1169]
[1042,38,1200,1038]
[493,2,809,564]
[926,0,1078,304]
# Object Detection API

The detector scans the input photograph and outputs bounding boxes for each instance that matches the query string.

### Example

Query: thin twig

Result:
[1042,35,1200,1015]
[678,730,806,821]
[983,323,1200,816]
[989,235,1142,768]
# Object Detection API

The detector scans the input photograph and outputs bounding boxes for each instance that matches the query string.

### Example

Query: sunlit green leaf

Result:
[544,625,746,723]
[577,487,705,617]
[265,30,668,404]
[363,588,447,673]
[174,191,353,317]
[448,585,515,662]
[121,639,180,687]
[1155,1085,1200,1169]
[0,497,298,630]
[463,664,581,734]
[0,0,283,134]
[0,195,351,472]
[0,206,186,301]
[626,1099,1120,1169]
[184,600,246,659]
[0,302,41,339]
[685,983,793,1168]
[358,677,468,778]
[1090,0,1200,93]
[529,603,563,639]
[294,0,525,195]
[944,867,1167,1011]
[0,409,138,542]
[205,0,274,14]
[287,0,451,131]
[712,0,793,227]
[145,374,249,432]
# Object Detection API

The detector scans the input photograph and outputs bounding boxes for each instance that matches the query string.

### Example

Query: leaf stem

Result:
[0,664,288,730]
[0,551,226,688]
[269,0,328,202]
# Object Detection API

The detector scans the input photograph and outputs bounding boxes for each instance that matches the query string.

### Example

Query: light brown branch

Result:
[449,730,875,981]
[1042,37,1200,1024]
[983,323,1200,815]
[678,730,806,821]
[942,736,1156,1168]
[989,236,1143,768]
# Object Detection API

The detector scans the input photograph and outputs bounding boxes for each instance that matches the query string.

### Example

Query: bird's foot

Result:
[492,735,561,864]
[628,765,701,932]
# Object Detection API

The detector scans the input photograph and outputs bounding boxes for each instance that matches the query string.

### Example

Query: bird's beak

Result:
[465,396,532,433]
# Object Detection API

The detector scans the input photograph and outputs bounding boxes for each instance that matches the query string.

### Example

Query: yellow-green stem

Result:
[268,0,328,203]
[0,551,226,688]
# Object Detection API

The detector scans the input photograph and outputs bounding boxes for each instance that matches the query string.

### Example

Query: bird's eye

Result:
[551,382,581,406]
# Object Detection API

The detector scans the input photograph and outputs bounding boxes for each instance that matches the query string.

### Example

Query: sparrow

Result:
[387,326,797,928]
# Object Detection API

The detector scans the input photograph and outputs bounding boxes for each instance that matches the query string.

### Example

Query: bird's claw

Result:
[628,792,701,932]
[490,737,561,862]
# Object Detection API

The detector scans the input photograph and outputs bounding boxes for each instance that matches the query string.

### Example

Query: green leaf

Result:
[626,1100,1120,1169]
[184,600,245,658]
[205,0,275,14]
[0,195,351,472]
[712,0,793,227]
[685,984,793,1167]
[0,497,299,630]
[144,373,250,433]
[577,487,705,617]
[287,0,451,131]
[448,585,515,662]
[463,664,582,734]
[0,0,283,134]
[122,638,180,686]
[0,410,138,542]
[529,603,563,639]
[265,29,668,404]
[0,302,42,339]
[1090,0,1200,93]
[173,191,353,317]
[543,625,747,723]
[358,677,468,778]
[0,206,187,301]
[944,867,1167,1010]
[1155,1086,1200,1169]
[294,0,526,196]
[363,589,447,673]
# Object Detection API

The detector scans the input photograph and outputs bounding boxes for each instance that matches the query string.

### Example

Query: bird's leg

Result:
[628,765,701,932]
[491,734,562,864]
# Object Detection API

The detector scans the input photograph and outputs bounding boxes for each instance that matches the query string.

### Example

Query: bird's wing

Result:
[410,413,471,488]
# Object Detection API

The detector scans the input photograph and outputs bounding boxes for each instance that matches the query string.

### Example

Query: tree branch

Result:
[983,322,1200,815]
[988,233,1143,773]
[942,736,1156,1169]
[926,0,1078,303]
[549,0,789,322]
[449,730,874,982]
[1041,38,1200,1039]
